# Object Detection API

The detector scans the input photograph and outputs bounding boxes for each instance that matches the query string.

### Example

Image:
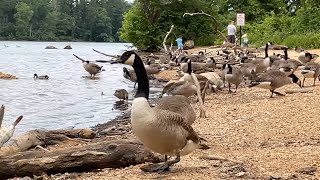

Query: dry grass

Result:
[19,47,320,180]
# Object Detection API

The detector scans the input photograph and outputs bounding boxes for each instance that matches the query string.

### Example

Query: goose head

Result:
[198,51,204,55]
[288,73,302,87]
[34,73,38,79]
[222,64,232,74]
[120,51,149,99]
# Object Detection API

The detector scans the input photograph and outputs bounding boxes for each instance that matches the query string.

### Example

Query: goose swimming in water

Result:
[119,51,209,172]
[34,74,49,80]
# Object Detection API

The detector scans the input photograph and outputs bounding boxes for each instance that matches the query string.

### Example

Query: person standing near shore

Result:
[176,35,183,54]
[227,21,237,45]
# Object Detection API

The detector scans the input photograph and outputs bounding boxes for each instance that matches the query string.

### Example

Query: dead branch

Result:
[92,49,120,59]
[73,54,86,62]
[183,11,227,42]
[163,25,175,52]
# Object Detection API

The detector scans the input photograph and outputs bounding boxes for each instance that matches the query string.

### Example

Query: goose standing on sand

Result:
[34,74,49,80]
[249,70,301,98]
[252,42,273,73]
[162,58,197,97]
[298,51,319,64]
[223,64,243,93]
[0,105,23,148]
[301,62,320,87]
[119,51,209,172]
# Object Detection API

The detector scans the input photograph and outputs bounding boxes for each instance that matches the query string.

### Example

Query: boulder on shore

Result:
[45,45,58,49]
[184,40,195,50]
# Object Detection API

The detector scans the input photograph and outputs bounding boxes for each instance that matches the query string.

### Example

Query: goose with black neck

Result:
[119,51,209,172]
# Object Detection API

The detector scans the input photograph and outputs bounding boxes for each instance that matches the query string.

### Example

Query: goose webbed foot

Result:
[140,155,180,173]
[273,91,285,96]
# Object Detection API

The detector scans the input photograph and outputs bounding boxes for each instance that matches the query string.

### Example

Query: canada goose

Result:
[240,60,256,83]
[187,51,206,62]
[301,62,320,87]
[73,54,104,77]
[294,47,305,53]
[113,89,129,101]
[223,64,243,93]
[163,58,197,97]
[0,105,23,148]
[119,51,209,172]
[270,48,295,75]
[298,51,319,64]
[145,59,161,75]
[249,70,301,97]
[123,67,137,88]
[34,74,49,80]
[251,42,273,73]
[82,60,104,77]
[180,57,214,73]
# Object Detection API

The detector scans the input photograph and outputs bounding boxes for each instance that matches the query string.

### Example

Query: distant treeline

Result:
[0,0,130,42]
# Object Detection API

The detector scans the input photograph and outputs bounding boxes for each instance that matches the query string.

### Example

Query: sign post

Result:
[236,13,245,46]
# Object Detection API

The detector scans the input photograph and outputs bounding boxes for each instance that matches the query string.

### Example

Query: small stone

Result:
[296,166,317,175]
[235,171,246,177]
[79,129,96,139]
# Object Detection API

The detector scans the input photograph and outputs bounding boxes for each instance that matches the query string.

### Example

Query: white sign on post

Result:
[237,13,245,26]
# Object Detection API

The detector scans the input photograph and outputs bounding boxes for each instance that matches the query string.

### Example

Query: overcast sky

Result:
[126,0,134,3]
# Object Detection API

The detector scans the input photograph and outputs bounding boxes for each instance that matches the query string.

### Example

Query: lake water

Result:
[0,41,161,135]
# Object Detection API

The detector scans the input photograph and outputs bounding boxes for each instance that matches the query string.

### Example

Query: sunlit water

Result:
[0,41,162,135]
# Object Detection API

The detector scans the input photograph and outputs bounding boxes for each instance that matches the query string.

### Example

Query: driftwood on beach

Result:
[0,140,160,179]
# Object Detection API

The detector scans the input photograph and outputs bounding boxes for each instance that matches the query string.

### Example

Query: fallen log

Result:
[0,140,161,179]
[0,129,96,156]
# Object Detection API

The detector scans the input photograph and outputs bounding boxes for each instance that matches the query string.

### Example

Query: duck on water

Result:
[119,51,209,172]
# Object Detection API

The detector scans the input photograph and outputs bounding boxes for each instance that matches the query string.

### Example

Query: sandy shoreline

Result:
[9,46,320,180]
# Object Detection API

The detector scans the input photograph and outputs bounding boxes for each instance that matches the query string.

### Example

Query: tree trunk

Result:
[0,140,161,179]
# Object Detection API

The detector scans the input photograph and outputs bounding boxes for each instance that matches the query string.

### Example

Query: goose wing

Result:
[90,63,102,70]
[156,110,200,143]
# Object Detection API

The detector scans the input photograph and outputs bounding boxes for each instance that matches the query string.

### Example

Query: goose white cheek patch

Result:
[126,54,135,66]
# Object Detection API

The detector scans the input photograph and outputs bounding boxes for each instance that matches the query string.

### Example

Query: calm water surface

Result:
[0,41,161,135]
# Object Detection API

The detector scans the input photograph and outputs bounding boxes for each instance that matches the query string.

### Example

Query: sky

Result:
[126,0,134,3]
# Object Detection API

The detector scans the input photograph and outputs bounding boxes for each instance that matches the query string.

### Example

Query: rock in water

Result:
[64,45,72,49]
[45,45,58,49]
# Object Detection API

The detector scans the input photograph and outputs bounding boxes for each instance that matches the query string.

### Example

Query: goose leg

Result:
[228,83,233,93]
[313,78,316,86]
[302,77,305,87]
[273,91,285,96]
[140,154,180,173]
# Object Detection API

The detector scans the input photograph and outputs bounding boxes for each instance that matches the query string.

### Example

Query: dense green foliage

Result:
[0,0,130,42]
[120,0,320,50]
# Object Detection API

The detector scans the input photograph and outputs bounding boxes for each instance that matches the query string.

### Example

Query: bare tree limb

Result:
[163,25,175,52]
[73,54,86,62]
[183,11,227,42]
[92,49,119,59]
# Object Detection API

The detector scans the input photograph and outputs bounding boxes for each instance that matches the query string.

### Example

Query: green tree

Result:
[14,2,34,38]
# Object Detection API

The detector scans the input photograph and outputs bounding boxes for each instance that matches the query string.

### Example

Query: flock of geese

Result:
[115,41,320,172]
